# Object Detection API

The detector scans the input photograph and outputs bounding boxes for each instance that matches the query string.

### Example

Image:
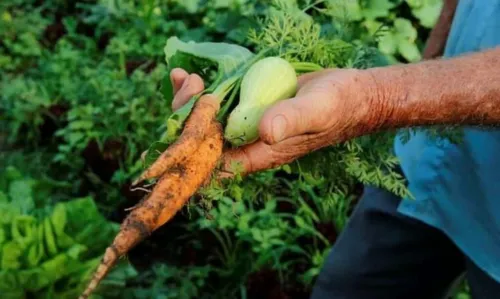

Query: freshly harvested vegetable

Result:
[224,57,298,146]
[159,37,256,142]
[79,37,259,298]
[80,35,324,298]
[132,96,220,186]
[79,97,224,299]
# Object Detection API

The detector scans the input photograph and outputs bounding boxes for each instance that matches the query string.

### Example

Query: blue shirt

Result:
[395,0,500,282]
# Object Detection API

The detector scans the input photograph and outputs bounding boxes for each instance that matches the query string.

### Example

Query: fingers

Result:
[170,68,188,94]
[171,71,205,111]
[256,69,339,145]
[220,141,275,177]
[218,132,327,178]
[258,93,334,145]
[296,68,333,88]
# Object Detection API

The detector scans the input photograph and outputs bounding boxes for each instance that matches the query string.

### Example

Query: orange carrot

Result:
[132,95,220,186]
[79,121,223,299]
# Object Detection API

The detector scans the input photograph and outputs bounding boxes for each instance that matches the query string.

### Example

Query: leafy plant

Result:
[0,166,137,298]
[125,263,212,299]
[353,0,443,62]
[1,0,471,298]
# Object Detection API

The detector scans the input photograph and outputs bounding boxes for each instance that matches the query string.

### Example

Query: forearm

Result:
[422,0,458,59]
[367,47,500,129]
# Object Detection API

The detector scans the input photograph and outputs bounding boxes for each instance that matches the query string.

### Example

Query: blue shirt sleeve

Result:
[394,0,500,283]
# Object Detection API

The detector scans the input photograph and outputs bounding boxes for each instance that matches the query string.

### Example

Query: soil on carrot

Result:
[109,190,220,270]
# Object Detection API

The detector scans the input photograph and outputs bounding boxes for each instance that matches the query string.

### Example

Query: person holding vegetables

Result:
[169,0,500,298]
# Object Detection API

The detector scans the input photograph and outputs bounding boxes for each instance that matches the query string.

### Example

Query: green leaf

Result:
[68,132,85,145]
[26,242,45,267]
[394,18,418,41]
[294,215,308,229]
[50,204,67,237]
[174,0,202,13]
[15,268,46,292]
[68,120,94,130]
[5,166,22,181]
[43,217,58,257]
[398,39,422,62]
[213,0,233,8]
[378,32,397,55]
[50,204,75,249]
[0,191,7,203]
[362,0,396,20]
[406,0,443,28]
[264,199,277,212]
[8,179,36,214]
[11,215,37,249]
[1,241,23,270]
[161,37,255,140]
[376,18,421,62]
[0,226,5,245]
[164,37,254,76]
[38,253,75,289]
[63,197,118,254]
[329,0,363,21]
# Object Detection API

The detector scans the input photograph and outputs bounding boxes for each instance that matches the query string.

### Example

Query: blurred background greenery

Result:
[0,0,470,298]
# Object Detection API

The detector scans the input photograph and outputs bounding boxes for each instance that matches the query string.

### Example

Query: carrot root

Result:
[132,96,220,186]
[79,120,223,299]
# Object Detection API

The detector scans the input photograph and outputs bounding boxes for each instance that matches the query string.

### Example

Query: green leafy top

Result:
[159,36,257,142]
[164,36,255,77]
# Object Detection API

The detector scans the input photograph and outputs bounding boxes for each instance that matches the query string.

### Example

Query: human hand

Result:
[169,67,382,177]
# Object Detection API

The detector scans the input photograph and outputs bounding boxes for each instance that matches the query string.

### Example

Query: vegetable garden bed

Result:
[0,1,470,298]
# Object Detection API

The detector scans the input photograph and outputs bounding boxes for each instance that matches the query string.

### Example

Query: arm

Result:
[421,0,458,60]
[168,42,500,176]
[367,47,500,130]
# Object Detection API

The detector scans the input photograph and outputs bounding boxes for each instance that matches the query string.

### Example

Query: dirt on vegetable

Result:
[79,96,224,299]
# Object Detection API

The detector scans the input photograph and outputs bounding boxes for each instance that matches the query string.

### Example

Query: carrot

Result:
[79,120,223,299]
[132,95,220,186]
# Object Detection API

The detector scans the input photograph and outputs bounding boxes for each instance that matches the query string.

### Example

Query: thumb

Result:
[259,94,332,145]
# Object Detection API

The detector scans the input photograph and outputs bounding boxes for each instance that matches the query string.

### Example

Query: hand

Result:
[169,67,381,177]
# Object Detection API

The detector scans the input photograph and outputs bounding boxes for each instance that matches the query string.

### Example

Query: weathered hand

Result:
[169,67,380,177]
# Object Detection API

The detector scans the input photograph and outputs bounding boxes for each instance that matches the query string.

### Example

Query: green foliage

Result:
[0,166,137,299]
[239,5,410,199]
[1,0,470,298]
[160,36,255,141]
[356,0,443,62]
[125,264,212,299]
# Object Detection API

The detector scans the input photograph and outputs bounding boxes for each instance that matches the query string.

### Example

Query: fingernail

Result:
[271,115,287,142]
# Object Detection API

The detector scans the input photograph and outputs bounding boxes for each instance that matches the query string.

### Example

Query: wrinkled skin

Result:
[170,67,380,177]
[170,44,500,177]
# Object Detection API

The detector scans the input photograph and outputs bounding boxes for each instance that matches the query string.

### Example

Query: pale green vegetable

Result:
[224,57,297,146]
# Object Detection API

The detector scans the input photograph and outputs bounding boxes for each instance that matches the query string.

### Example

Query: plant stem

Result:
[217,77,241,122]
[290,62,324,73]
